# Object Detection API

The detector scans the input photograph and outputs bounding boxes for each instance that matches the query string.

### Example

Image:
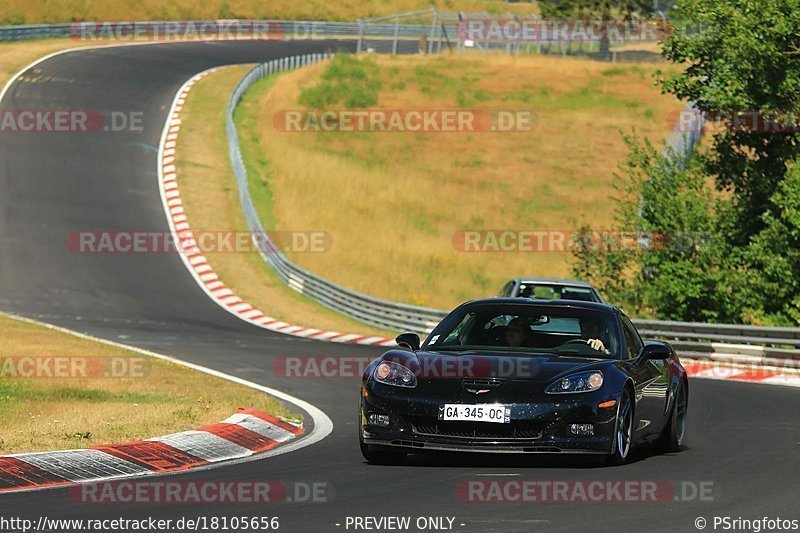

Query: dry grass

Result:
[174,65,394,337]
[238,52,683,309]
[0,313,290,453]
[611,41,663,53]
[2,1,536,25]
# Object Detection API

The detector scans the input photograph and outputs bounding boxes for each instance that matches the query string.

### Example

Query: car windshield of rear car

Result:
[517,283,598,302]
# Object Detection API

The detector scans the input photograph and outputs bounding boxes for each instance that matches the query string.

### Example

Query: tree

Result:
[659,0,800,242]
[574,0,800,325]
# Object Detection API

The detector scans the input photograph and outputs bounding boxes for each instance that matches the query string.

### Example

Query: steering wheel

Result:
[560,339,589,347]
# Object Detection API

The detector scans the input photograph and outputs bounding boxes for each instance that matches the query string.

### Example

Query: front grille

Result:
[413,423,543,440]
[461,378,503,388]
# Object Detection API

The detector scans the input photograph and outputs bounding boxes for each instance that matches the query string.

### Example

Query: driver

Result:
[504,318,530,347]
[579,316,610,354]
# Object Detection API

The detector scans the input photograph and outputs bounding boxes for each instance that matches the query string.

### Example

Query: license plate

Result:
[438,404,510,424]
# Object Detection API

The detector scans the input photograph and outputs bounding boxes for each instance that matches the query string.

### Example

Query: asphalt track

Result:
[0,40,798,533]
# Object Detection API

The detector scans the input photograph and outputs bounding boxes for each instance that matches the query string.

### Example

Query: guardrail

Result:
[0,20,440,42]
[227,54,447,334]
[0,17,660,63]
[226,55,800,361]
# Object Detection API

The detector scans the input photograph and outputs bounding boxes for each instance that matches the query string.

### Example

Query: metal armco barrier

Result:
[0,15,664,61]
[226,54,448,334]
[0,20,439,41]
[225,55,800,360]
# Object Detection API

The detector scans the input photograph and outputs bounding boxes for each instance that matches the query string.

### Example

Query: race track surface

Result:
[0,40,798,532]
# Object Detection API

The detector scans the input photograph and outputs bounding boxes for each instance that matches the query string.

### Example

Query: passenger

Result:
[504,318,530,347]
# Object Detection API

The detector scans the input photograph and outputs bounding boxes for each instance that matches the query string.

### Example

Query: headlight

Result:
[546,371,603,394]
[373,361,417,388]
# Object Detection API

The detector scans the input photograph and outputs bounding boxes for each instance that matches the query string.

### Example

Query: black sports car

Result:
[359,299,688,465]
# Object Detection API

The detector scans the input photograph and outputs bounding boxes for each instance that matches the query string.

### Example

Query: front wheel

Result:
[605,389,633,466]
[660,381,687,452]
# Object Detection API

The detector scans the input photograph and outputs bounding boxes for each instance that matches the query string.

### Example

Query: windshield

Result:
[516,283,599,302]
[424,304,620,359]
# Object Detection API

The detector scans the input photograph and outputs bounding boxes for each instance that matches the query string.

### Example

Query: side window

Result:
[621,315,643,359]
[499,281,514,297]
[441,313,475,345]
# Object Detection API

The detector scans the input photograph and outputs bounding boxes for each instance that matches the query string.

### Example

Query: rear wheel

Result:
[605,389,633,466]
[660,381,687,452]
[359,436,406,465]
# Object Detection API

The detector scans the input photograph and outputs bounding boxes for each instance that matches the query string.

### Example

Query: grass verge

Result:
[0,313,291,454]
[236,52,683,310]
[174,65,394,338]
[3,1,535,26]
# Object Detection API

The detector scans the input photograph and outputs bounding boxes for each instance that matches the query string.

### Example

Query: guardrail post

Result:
[356,18,364,54]
[392,17,400,54]
[427,11,437,55]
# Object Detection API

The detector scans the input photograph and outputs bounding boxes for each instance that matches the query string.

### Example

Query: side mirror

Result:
[638,341,672,361]
[395,332,421,352]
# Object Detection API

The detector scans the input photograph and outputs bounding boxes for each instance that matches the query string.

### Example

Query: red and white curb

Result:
[0,408,301,493]
[682,360,800,387]
[158,68,395,348]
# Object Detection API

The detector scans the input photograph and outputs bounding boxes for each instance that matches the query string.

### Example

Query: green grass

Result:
[0,381,164,405]
[299,54,382,109]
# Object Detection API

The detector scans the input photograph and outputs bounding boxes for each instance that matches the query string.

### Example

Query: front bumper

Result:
[360,382,619,454]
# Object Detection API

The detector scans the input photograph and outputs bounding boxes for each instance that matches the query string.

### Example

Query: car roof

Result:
[459,297,617,313]
[511,278,596,288]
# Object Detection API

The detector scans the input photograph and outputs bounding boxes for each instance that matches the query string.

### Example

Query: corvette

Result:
[359,299,688,465]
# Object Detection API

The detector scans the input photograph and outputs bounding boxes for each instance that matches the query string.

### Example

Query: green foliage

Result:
[538,1,658,19]
[659,0,800,240]
[574,0,800,325]
[298,54,381,109]
[573,135,719,320]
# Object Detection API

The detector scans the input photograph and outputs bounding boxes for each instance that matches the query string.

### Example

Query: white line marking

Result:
[0,311,334,492]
